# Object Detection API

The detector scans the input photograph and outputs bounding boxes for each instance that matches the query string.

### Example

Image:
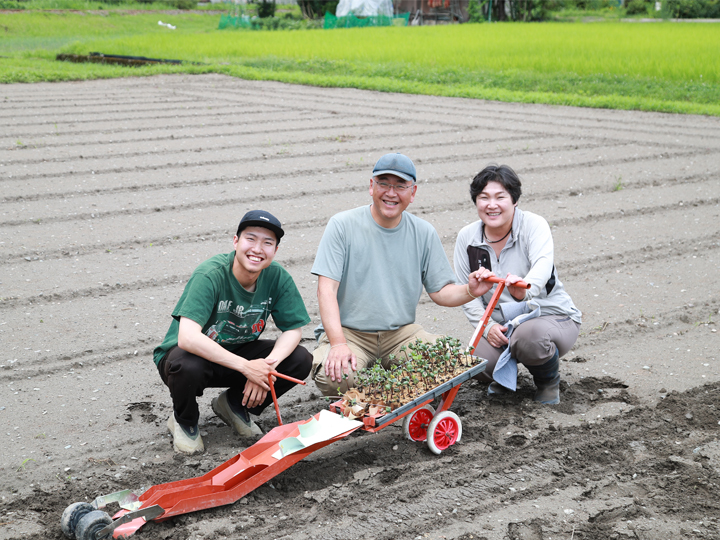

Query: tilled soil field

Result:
[1,74,719,540]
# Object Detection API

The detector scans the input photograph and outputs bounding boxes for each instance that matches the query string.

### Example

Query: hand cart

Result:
[60,275,528,540]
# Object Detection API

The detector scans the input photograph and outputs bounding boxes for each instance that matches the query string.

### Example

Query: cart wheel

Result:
[61,502,94,539]
[75,510,112,540]
[426,411,462,455]
[403,404,435,442]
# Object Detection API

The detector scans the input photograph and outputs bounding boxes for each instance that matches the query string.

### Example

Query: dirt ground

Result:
[1,74,719,540]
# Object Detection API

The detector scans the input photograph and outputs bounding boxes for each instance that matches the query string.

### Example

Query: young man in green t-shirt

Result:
[153,210,312,454]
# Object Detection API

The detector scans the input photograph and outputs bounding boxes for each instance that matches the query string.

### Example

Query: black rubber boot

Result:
[487,381,511,396]
[526,349,560,405]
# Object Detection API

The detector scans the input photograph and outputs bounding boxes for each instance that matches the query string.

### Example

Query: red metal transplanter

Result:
[61,276,529,540]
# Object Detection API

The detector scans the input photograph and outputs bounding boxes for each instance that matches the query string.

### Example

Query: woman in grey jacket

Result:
[454,164,581,404]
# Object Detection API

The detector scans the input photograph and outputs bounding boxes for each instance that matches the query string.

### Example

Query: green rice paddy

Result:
[1,11,718,115]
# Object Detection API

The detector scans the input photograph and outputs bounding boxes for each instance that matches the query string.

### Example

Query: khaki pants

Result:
[311,324,440,396]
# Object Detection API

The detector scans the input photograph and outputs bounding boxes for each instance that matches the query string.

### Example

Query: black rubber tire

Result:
[75,510,112,540]
[60,502,94,539]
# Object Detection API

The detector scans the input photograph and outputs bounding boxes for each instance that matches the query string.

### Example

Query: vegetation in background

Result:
[466,0,487,22]
[219,2,321,29]
[0,0,199,8]
[219,16,321,29]
[1,0,717,17]
[256,0,276,17]
[546,0,642,19]
[625,0,649,13]
[297,0,340,18]
[545,0,717,19]
[486,0,550,20]
[0,11,718,116]
[664,0,720,17]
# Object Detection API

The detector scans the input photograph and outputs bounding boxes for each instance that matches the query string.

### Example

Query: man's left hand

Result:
[468,267,495,298]
[242,380,268,409]
[243,358,277,408]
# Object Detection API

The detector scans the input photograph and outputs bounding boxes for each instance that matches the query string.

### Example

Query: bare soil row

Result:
[1,75,719,540]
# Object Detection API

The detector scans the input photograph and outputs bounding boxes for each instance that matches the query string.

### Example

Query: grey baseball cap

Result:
[372,153,417,183]
[236,210,284,243]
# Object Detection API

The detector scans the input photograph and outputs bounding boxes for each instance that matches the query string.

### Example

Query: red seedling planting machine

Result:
[61,276,528,540]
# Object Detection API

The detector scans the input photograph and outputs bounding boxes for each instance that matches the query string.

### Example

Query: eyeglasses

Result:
[374,180,414,192]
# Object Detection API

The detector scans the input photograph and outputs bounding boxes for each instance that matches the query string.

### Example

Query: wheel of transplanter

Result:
[403,404,435,442]
[74,510,112,540]
[60,502,94,539]
[426,411,462,455]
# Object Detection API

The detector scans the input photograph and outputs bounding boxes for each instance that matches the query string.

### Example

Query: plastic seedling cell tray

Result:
[370,358,488,428]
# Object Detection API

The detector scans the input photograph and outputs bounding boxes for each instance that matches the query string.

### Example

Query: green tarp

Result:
[323,11,409,28]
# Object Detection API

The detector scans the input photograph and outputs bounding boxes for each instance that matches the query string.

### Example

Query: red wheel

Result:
[426,411,462,455]
[403,405,435,442]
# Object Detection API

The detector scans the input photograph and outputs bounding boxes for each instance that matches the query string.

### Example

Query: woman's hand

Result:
[505,273,527,301]
[487,324,509,348]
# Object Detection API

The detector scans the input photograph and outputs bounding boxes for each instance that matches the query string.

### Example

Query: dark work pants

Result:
[158,340,312,427]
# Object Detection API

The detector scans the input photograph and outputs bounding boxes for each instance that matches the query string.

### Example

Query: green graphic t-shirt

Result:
[153,252,310,366]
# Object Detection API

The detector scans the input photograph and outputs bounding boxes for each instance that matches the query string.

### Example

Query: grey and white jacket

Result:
[453,207,582,336]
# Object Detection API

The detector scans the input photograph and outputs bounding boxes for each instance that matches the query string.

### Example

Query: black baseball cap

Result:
[236,210,284,243]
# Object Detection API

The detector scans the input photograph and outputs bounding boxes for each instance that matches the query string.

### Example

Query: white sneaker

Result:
[167,414,204,454]
[211,390,263,438]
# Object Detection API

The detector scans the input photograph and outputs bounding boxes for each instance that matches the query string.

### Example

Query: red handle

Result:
[482,275,531,289]
[269,371,306,386]
[268,371,306,426]
[467,276,531,355]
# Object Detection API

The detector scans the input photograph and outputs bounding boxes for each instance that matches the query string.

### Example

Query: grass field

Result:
[1,10,719,115]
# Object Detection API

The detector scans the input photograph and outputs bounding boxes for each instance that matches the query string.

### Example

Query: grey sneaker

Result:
[167,414,204,454]
[211,390,263,438]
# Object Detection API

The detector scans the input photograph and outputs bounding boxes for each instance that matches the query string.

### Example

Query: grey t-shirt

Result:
[311,205,456,335]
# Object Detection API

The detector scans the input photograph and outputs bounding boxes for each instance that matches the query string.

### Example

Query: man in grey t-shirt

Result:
[310,153,494,396]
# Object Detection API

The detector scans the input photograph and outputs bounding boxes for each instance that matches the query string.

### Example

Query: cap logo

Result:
[259,216,269,221]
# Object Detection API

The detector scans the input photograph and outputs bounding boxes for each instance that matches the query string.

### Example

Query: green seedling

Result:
[612,175,623,191]
[350,336,478,412]
[17,458,35,472]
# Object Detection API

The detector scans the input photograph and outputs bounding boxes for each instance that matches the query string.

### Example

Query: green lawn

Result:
[1,11,718,115]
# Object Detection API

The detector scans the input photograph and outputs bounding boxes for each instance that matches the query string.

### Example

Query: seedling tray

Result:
[331,358,488,429]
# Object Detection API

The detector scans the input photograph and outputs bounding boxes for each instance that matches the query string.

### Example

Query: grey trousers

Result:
[473,315,581,380]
